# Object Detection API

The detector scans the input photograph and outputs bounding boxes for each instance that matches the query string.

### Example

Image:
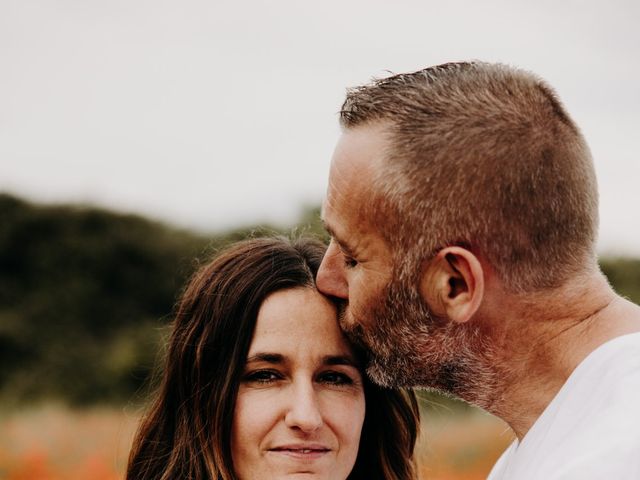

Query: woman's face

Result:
[231,287,366,480]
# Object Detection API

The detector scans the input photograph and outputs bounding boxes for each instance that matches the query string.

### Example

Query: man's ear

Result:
[419,246,485,323]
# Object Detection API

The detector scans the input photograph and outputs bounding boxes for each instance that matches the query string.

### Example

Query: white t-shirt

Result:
[488,332,640,480]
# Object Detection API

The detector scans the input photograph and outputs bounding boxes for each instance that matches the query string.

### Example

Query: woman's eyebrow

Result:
[322,354,359,368]
[246,353,360,368]
[245,353,284,364]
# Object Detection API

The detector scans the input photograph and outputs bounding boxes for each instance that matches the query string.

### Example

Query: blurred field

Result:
[417,407,514,480]
[0,403,512,480]
[2,194,630,479]
[0,405,138,480]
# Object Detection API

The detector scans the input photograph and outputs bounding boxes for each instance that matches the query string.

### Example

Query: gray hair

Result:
[341,61,599,292]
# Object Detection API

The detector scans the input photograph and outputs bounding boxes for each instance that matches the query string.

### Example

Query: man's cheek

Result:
[357,280,385,313]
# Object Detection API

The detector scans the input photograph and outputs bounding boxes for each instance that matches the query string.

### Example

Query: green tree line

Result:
[1,193,638,407]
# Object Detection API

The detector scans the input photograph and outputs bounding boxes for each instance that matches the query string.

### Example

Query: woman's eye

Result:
[243,370,282,384]
[319,371,354,386]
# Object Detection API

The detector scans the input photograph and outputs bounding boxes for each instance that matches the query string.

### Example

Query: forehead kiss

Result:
[317,125,396,332]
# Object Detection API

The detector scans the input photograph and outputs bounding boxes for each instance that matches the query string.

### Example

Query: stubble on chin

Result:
[337,276,500,410]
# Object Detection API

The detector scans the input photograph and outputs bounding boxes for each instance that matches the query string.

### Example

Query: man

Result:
[316,61,640,479]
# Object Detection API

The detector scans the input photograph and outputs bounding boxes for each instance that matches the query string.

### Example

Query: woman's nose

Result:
[284,382,323,433]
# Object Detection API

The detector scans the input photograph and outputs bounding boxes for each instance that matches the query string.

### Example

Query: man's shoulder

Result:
[495,441,640,480]
[488,332,640,480]
[488,415,640,480]
[571,331,640,403]
[527,331,640,455]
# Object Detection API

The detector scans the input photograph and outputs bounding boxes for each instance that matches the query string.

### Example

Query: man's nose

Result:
[284,382,323,433]
[317,240,348,300]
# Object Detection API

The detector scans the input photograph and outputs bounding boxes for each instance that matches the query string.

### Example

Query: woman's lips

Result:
[268,445,331,459]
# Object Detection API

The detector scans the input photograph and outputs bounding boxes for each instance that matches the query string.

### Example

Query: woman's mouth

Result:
[269,445,331,459]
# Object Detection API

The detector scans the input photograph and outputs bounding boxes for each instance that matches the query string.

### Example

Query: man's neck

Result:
[479,272,640,440]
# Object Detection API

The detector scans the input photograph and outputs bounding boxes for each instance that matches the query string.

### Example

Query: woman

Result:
[126,236,419,479]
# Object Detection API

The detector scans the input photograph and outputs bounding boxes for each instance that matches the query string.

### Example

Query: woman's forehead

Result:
[248,287,354,359]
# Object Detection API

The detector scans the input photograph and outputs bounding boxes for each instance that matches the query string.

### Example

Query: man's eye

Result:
[343,256,358,269]
[318,371,354,386]
[243,370,282,384]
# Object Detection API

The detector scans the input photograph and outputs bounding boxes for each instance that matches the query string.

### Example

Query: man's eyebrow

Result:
[321,218,335,237]
[321,219,356,257]
[245,353,284,364]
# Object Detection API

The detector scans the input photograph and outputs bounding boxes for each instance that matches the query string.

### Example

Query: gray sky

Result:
[1,0,639,255]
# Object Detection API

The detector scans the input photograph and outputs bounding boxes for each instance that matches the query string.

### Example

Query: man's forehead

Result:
[320,178,357,252]
[325,125,388,209]
[321,124,390,246]
[332,124,388,177]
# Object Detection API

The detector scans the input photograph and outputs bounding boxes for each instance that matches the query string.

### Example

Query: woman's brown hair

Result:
[126,236,419,480]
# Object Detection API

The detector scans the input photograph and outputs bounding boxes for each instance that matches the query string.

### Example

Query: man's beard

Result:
[339,269,499,408]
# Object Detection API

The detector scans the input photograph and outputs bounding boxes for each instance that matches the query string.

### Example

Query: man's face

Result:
[317,124,495,400]
[317,124,395,334]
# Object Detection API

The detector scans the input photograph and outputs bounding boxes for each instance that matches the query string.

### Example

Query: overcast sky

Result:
[1,0,639,255]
